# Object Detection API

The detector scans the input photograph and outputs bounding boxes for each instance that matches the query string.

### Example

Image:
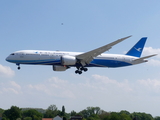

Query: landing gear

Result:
[75,70,82,74]
[18,66,20,70]
[75,67,88,74]
[80,67,88,72]
[16,64,20,70]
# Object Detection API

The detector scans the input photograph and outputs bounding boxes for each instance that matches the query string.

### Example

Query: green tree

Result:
[110,112,120,120]
[131,112,153,120]
[23,117,32,120]
[0,108,4,119]
[61,106,65,116]
[155,116,160,120]
[119,110,130,115]
[3,106,21,120]
[79,109,89,118]
[70,110,77,116]
[79,107,103,119]
[44,110,54,118]
[47,104,57,111]
[119,113,131,120]
[22,109,42,120]
[87,114,100,120]
[44,104,58,118]
[99,112,110,120]
[119,110,131,120]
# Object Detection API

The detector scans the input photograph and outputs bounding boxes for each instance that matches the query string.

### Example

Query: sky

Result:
[1,0,160,117]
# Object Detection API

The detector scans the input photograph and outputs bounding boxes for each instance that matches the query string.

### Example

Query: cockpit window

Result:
[10,53,15,55]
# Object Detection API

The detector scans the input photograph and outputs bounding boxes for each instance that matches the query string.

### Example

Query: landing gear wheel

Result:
[16,64,20,70]
[83,68,88,72]
[18,66,20,70]
[78,71,82,74]
[75,70,82,75]
[75,70,79,74]
[80,67,88,72]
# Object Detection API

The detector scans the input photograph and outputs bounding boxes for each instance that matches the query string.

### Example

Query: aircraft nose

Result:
[6,56,9,61]
[6,55,12,62]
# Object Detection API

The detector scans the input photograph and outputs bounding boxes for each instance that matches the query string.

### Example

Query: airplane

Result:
[6,36,157,74]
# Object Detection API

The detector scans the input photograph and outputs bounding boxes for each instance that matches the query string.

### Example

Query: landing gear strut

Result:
[75,66,88,74]
[16,64,20,70]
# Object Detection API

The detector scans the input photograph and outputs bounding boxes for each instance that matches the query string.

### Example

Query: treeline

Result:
[0,105,160,120]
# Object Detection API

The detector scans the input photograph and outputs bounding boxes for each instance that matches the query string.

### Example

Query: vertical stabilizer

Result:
[126,37,147,57]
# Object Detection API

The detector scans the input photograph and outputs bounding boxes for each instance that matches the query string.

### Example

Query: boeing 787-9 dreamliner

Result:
[6,36,157,74]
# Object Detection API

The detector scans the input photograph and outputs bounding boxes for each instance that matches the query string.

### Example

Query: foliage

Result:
[22,109,42,120]
[79,107,103,119]
[87,114,100,120]
[47,104,57,111]
[70,110,77,116]
[1,105,159,120]
[16,118,21,120]
[22,108,46,114]
[0,108,4,118]
[44,104,58,118]
[2,106,21,120]
[131,112,154,120]
[155,117,160,120]
[23,117,32,120]
[61,106,65,116]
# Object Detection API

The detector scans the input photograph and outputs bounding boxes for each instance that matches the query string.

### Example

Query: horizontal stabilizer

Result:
[134,54,157,62]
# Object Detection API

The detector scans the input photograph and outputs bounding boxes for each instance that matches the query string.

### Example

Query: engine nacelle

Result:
[53,65,68,71]
[61,55,76,65]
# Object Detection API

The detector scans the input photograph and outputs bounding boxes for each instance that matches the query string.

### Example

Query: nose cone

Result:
[6,56,10,62]
[6,55,13,63]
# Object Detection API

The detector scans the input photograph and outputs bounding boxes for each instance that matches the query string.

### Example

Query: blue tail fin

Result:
[126,37,147,57]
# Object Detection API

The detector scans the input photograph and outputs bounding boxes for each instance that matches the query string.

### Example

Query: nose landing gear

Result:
[16,64,21,70]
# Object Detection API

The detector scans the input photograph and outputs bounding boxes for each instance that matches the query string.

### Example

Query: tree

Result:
[119,110,130,115]
[3,106,21,120]
[24,117,32,120]
[22,109,42,120]
[44,104,58,118]
[0,108,4,119]
[44,110,54,118]
[71,110,77,116]
[61,106,65,116]
[79,109,89,118]
[131,112,153,120]
[47,104,57,111]
[155,116,160,120]
[87,114,100,120]
[79,107,103,119]
[99,112,110,120]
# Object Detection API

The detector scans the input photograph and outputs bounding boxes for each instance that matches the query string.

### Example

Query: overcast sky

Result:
[1,0,160,117]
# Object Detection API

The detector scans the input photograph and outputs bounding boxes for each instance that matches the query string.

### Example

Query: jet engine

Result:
[53,65,68,71]
[61,55,76,65]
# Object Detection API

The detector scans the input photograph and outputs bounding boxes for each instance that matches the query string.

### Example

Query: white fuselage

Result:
[6,50,145,68]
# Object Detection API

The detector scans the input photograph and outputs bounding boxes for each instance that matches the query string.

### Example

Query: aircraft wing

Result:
[76,35,132,66]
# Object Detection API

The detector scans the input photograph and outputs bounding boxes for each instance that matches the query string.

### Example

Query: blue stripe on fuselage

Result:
[88,59,132,67]
[7,59,61,65]
[8,58,132,67]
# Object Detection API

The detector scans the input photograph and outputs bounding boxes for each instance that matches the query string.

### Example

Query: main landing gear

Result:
[75,67,88,74]
[16,64,21,70]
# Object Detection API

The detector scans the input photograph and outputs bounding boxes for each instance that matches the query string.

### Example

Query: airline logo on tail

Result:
[134,47,142,52]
